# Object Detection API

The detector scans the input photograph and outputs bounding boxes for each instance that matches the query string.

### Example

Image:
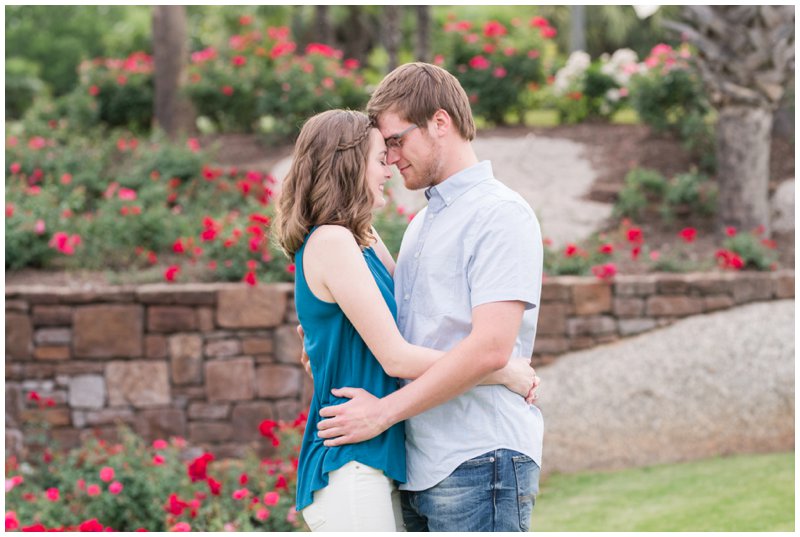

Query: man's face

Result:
[377,111,442,191]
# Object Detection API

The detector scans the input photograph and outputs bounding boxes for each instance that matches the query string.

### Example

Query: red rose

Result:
[206,477,222,496]
[678,227,697,243]
[626,227,643,244]
[187,453,214,482]
[164,265,180,282]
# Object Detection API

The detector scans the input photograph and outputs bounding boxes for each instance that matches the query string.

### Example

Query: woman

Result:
[275,109,534,532]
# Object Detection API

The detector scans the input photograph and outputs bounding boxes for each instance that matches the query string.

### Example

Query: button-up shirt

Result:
[395,160,544,491]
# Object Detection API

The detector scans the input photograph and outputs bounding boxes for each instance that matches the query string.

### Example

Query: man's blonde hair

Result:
[275,109,375,259]
[367,62,476,141]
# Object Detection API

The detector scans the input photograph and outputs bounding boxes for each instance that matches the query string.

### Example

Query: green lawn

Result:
[532,452,794,532]
[479,107,641,129]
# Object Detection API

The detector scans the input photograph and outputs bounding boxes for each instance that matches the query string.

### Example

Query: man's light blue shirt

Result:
[395,160,544,491]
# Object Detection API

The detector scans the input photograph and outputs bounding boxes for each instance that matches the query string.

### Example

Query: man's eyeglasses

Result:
[384,124,418,149]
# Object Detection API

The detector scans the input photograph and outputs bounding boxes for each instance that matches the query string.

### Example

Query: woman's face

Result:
[365,128,393,209]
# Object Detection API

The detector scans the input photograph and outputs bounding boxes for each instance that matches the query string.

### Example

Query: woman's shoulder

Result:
[305,225,360,256]
[307,224,358,247]
[311,224,355,240]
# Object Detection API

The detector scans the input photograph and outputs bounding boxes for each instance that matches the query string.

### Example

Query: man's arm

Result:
[297,321,537,398]
[316,300,525,446]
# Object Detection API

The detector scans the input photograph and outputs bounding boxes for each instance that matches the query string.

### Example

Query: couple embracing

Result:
[275,62,544,532]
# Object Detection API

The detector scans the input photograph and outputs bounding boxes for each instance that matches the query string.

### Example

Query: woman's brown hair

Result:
[275,109,375,259]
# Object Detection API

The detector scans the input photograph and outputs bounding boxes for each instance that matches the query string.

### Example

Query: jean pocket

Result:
[512,456,540,532]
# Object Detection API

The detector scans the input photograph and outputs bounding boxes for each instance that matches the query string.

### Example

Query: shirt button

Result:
[404,294,410,300]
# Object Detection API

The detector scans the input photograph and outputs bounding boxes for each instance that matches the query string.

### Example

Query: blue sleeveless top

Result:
[294,228,406,511]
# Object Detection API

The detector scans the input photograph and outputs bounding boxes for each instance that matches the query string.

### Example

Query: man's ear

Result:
[430,108,452,137]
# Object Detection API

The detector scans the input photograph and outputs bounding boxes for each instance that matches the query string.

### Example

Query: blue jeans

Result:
[400,449,540,532]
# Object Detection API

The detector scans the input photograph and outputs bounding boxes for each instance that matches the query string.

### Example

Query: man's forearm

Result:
[378,335,506,428]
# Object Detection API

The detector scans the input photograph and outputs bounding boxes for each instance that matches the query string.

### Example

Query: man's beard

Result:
[404,142,443,191]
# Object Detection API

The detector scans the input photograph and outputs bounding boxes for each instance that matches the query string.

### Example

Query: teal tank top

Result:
[294,228,406,511]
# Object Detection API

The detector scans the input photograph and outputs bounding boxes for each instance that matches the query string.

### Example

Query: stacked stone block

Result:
[5,270,794,456]
[532,269,794,367]
[5,283,312,459]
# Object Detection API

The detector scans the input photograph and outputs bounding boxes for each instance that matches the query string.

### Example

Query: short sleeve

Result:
[467,201,543,310]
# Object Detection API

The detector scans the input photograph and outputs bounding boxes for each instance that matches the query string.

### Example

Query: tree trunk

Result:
[716,105,773,234]
[315,6,332,44]
[337,7,374,65]
[570,5,586,52]
[415,5,431,62]
[384,5,401,72]
[152,6,193,138]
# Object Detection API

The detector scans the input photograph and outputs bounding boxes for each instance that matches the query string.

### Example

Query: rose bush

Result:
[185,22,368,139]
[543,218,777,278]
[439,16,556,125]
[628,43,714,170]
[72,51,155,132]
[612,167,718,223]
[5,409,308,532]
[4,121,287,281]
[23,21,369,141]
[5,117,410,284]
[551,48,639,123]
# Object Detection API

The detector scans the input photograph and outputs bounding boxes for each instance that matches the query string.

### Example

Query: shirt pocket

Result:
[411,254,461,317]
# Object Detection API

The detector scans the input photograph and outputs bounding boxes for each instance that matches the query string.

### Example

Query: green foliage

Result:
[79,52,155,132]
[5,58,47,120]
[630,61,708,133]
[4,5,151,103]
[629,44,715,171]
[677,111,716,172]
[722,230,778,271]
[649,255,696,273]
[5,118,411,283]
[613,168,668,219]
[543,233,618,277]
[613,186,648,221]
[185,27,368,139]
[533,452,794,531]
[649,240,715,274]
[3,121,254,279]
[258,50,369,141]
[555,64,623,123]
[533,6,684,60]
[4,187,62,270]
[614,168,717,224]
[23,52,155,134]
[551,49,637,124]
[372,201,412,260]
[439,17,553,125]
[661,171,717,221]
[5,418,308,531]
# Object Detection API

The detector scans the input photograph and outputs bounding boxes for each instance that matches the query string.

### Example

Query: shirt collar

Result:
[424,160,493,209]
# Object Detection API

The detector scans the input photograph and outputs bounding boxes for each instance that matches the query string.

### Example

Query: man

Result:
[313,62,544,532]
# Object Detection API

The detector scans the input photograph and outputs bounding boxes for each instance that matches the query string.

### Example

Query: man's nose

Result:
[386,147,401,165]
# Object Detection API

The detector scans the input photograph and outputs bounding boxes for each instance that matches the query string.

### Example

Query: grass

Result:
[486,107,641,129]
[531,451,795,532]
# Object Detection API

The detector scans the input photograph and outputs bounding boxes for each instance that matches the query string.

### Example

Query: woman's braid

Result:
[335,125,372,151]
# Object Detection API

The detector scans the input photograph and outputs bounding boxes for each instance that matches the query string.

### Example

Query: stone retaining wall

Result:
[5,283,310,459]
[532,270,794,367]
[5,270,794,457]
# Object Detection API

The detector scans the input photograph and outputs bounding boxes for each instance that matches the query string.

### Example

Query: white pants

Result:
[301,461,405,532]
